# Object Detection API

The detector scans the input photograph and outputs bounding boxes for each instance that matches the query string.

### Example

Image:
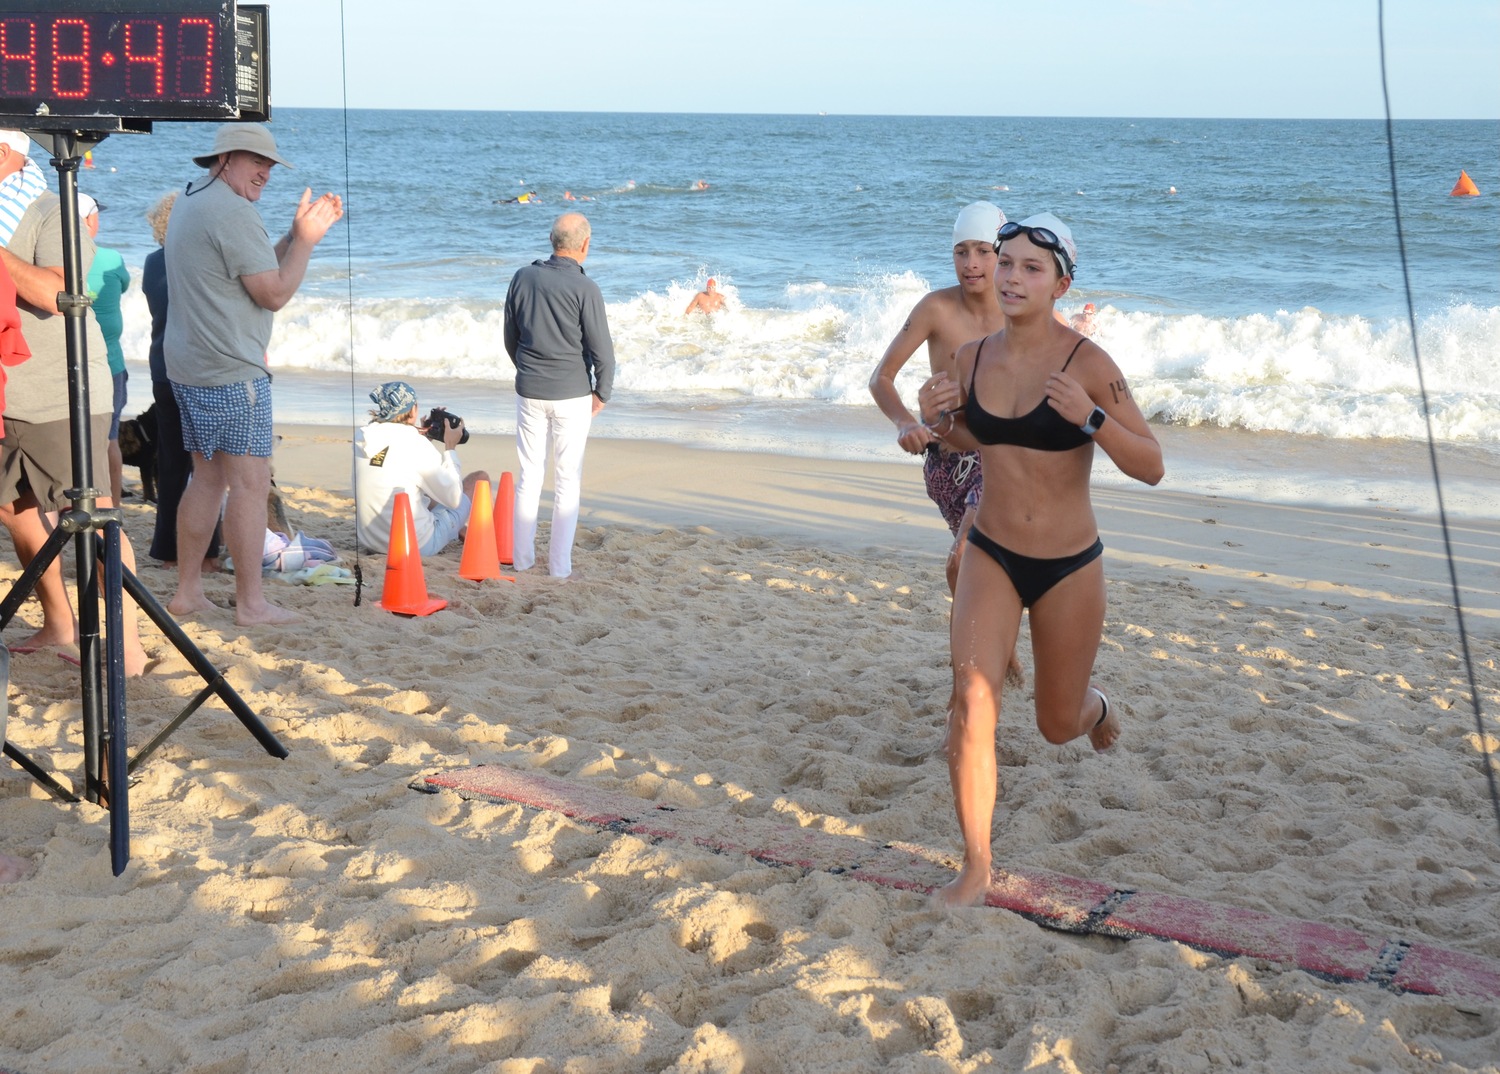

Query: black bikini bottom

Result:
[966,526,1104,608]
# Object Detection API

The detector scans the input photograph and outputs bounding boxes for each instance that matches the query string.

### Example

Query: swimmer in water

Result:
[683,277,725,316]
[1071,302,1096,336]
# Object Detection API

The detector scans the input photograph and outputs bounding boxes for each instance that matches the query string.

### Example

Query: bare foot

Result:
[123,642,156,678]
[10,625,75,654]
[167,594,219,617]
[0,853,32,884]
[1087,686,1121,752]
[934,859,992,908]
[235,601,301,627]
[58,644,156,678]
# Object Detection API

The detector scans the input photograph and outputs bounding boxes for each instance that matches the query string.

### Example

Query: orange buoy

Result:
[1451,170,1480,197]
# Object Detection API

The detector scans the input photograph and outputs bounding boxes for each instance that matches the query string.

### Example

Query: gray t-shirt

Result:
[4,193,110,423]
[163,177,280,387]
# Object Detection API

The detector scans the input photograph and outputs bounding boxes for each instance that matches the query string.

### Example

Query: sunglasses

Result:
[996,221,1074,276]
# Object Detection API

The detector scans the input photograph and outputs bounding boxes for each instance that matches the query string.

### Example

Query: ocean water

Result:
[56,110,1499,512]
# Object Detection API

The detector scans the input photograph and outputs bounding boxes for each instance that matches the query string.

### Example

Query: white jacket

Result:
[354,421,463,553]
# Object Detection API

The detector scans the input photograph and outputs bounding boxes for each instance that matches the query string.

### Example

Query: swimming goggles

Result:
[996,221,1075,277]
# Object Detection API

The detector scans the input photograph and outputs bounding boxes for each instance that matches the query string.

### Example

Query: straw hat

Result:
[192,123,293,169]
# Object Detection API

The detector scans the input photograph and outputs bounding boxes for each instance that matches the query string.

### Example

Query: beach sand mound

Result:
[1,473,1497,1073]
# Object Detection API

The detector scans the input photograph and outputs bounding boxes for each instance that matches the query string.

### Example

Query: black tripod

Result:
[0,130,287,876]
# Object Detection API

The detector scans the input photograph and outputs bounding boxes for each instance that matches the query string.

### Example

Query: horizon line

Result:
[265,106,1500,123]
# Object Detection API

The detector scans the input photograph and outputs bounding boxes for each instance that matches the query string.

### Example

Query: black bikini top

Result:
[965,337,1092,451]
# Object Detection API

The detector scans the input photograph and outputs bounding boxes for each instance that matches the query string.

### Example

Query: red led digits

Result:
[124,20,164,98]
[0,9,238,118]
[0,19,38,96]
[52,18,91,100]
[177,17,213,98]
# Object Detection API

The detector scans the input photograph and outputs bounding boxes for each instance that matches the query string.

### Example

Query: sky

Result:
[268,0,1499,119]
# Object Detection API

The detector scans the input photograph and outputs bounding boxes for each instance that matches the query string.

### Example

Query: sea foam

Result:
[116,278,1499,446]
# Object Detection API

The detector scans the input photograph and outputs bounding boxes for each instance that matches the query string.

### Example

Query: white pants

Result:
[514,394,594,576]
[419,493,471,559]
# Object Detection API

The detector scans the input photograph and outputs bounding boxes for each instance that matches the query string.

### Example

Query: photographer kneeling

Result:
[355,381,489,555]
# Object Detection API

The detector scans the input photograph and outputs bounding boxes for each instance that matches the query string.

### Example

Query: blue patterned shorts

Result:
[171,376,273,459]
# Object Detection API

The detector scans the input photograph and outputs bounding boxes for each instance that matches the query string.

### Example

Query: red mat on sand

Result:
[412,765,1500,1003]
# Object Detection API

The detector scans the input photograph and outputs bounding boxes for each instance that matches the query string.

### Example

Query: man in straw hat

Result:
[0,129,153,675]
[163,123,342,626]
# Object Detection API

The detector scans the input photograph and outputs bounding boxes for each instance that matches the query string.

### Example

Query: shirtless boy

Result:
[871,201,1025,697]
[869,202,1006,594]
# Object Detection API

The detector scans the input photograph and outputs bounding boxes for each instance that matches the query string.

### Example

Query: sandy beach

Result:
[2,425,1498,1073]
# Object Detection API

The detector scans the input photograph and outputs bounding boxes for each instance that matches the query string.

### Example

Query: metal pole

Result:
[49,132,108,806]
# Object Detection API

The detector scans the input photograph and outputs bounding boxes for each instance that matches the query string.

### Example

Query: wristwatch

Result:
[1080,406,1107,436]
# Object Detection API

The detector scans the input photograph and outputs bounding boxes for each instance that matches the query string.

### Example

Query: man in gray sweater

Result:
[503,212,615,578]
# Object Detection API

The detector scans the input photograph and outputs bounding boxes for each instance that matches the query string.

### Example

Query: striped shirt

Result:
[0,159,47,247]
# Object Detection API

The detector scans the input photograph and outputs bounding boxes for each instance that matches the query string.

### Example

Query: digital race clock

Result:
[0,1,268,127]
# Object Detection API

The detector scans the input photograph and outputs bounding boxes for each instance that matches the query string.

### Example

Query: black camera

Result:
[424,407,469,445]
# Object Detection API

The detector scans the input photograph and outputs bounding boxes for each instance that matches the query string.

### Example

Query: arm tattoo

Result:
[1109,378,1131,405]
[900,317,912,333]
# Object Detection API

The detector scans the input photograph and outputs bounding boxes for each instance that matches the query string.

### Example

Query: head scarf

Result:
[369,381,418,422]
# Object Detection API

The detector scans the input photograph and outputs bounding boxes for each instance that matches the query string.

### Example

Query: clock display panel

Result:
[0,3,237,120]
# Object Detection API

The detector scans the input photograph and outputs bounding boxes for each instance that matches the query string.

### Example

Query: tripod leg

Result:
[117,564,288,760]
[0,522,70,632]
[77,530,105,805]
[103,523,130,875]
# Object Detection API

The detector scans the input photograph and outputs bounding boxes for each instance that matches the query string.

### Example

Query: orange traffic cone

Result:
[380,491,447,616]
[496,471,515,567]
[459,480,503,581]
[1451,170,1480,197]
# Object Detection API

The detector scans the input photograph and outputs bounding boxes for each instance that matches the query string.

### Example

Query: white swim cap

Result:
[1014,212,1078,278]
[953,201,1005,248]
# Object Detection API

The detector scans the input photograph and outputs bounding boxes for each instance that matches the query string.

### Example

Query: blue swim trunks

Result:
[171,376,274,460]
